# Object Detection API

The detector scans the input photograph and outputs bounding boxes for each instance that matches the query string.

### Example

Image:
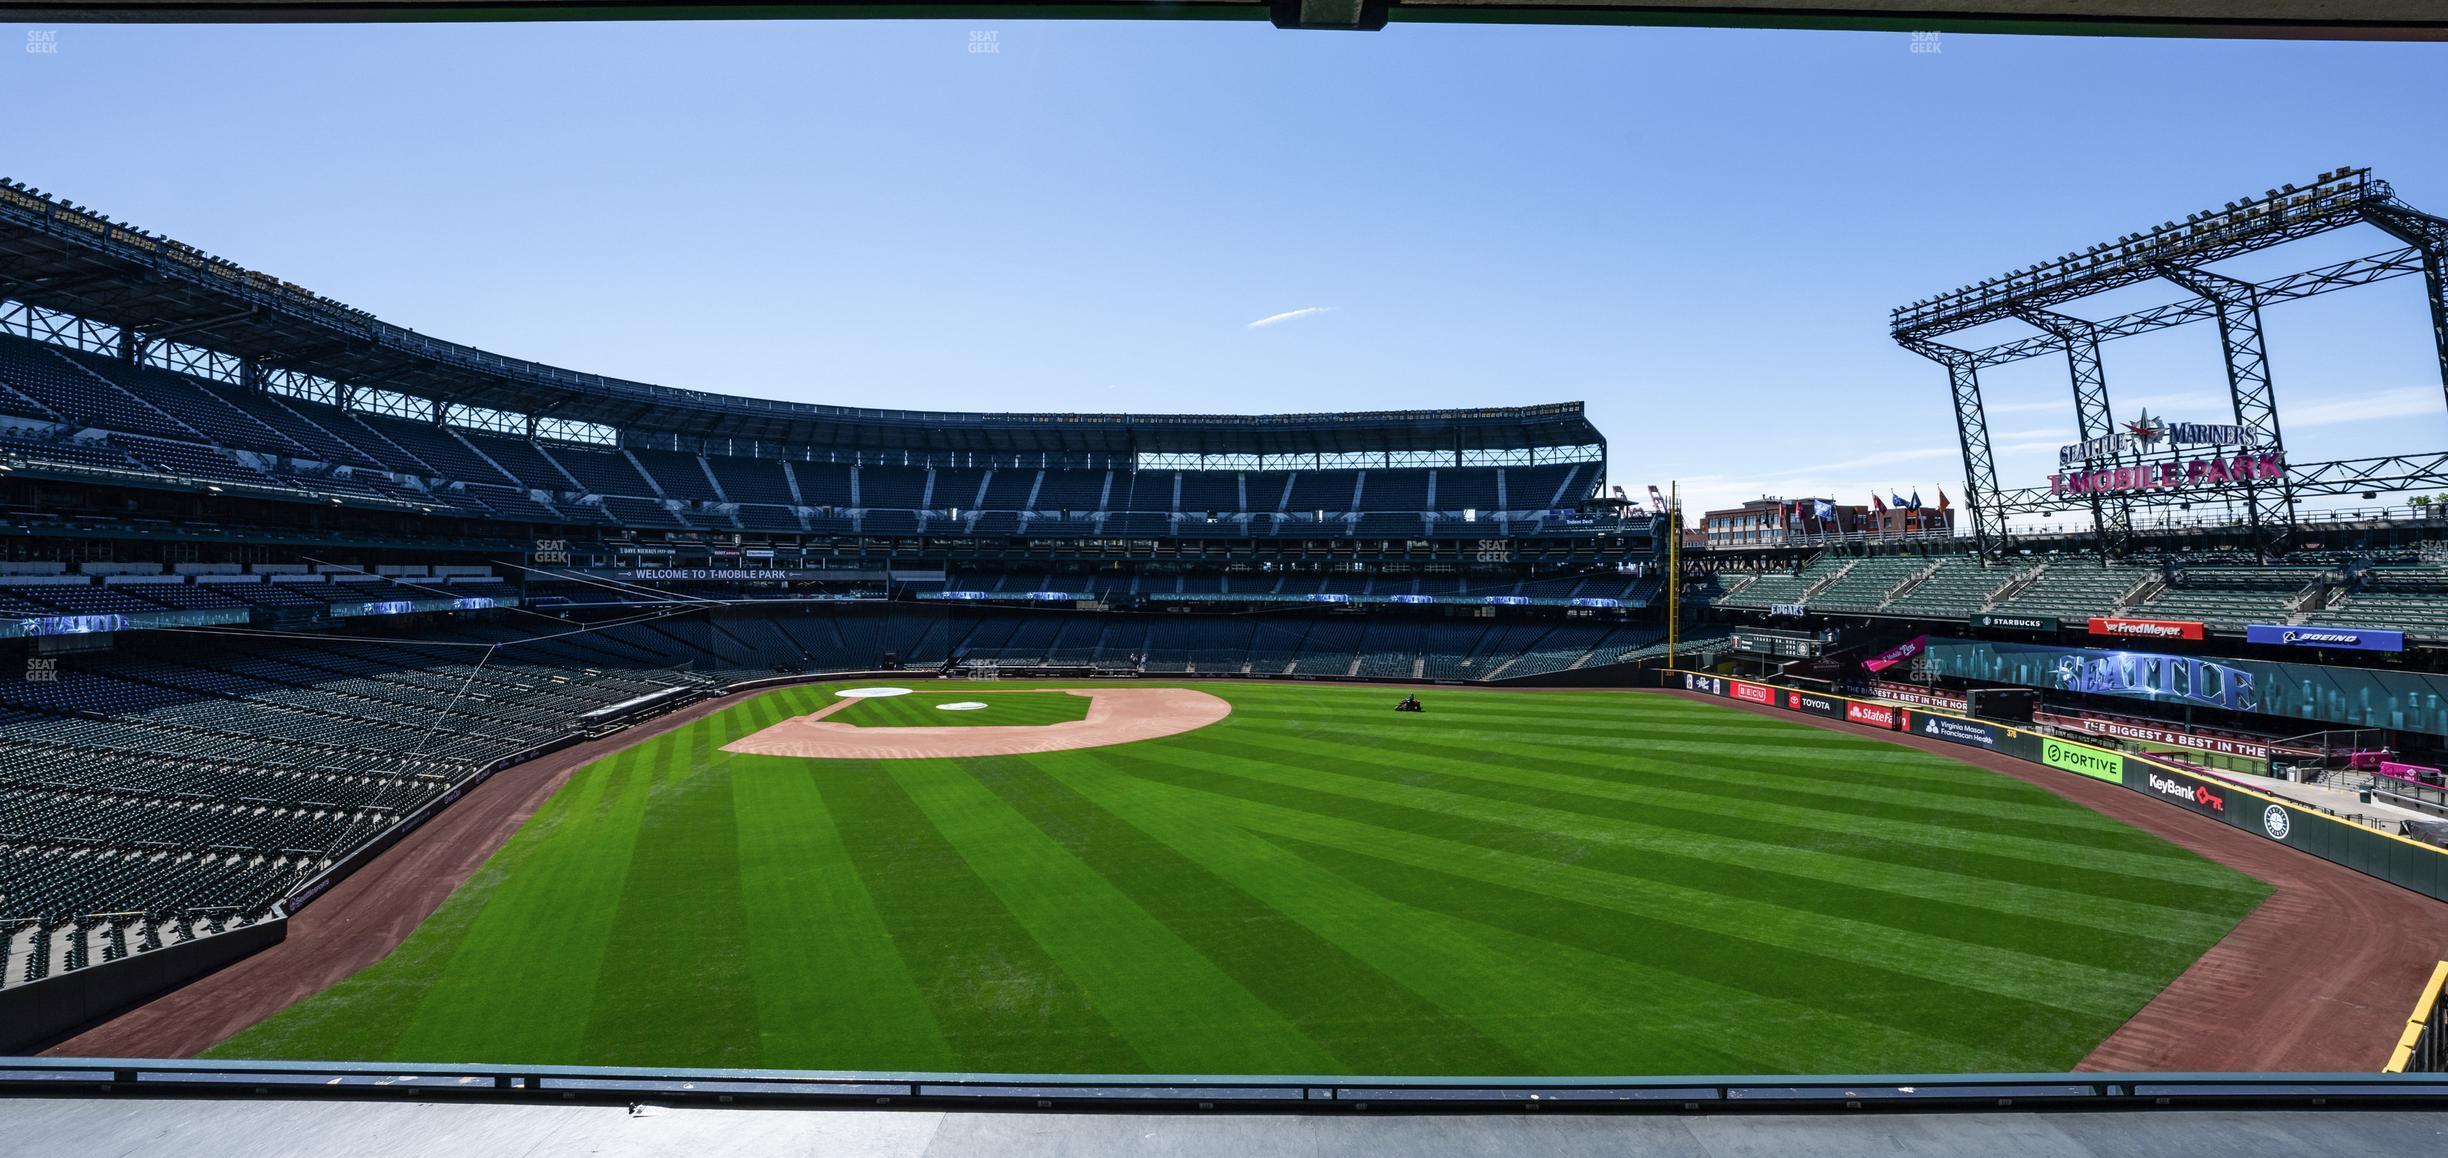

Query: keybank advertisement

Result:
[2040,737,2124,783]
[1926,638,2448,738]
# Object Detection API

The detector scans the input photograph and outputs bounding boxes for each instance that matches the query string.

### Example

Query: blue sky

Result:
[3,19,2444,523]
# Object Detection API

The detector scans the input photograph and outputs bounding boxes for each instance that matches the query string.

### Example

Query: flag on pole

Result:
[1938,488,1952,512]
[1908,491,1923,511]
[1891,492,1909,509]
[1813,499,1835,521]
[1871,493,1887,513]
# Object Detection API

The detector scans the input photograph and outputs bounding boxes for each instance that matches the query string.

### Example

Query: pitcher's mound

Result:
[724,687,1231,759]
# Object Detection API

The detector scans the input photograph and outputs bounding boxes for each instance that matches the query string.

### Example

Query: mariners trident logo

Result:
[2122,409,2166,449]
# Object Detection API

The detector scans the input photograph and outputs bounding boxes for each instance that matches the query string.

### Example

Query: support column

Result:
[1901,337,2007,562]
[2157,264,2293,560]
[2017,308,2130,558]
[2362,202,2448,408]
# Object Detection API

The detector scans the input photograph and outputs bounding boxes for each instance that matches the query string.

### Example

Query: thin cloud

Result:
[2286,386,2444,429]
[1246,306,1332,329]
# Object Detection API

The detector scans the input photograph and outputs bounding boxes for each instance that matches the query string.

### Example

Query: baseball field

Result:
[206,682,2269,1075]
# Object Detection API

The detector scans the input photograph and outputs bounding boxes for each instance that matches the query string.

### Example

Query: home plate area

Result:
[722,686,1232,759]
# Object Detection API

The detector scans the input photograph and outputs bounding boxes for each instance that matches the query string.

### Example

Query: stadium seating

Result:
[1716,556,1849,610]
[2134,565,2330,631]
[2299,565,2448,638]
[1983,562,2159,621]
[1880,557,2030,620]
[1802,556,1931,615]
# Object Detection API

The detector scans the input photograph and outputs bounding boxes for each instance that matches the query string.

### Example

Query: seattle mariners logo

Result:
[2123,409,2167,449]
[2261,804,2292,841]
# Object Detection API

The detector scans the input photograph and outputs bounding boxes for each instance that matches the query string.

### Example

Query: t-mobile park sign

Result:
[2050,451,2283,497]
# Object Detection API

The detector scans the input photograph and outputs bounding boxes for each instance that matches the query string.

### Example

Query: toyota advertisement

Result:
[1785,690,1844,718]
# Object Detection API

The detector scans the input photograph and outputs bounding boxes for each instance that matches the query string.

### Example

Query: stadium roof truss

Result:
[1891,168,2448,562]
[0,181,1602,465]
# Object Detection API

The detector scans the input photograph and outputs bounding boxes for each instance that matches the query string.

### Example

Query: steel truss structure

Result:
[1892,168,2448,561]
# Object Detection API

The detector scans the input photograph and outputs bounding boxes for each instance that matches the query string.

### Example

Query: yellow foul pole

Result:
[1667,480,1679,670]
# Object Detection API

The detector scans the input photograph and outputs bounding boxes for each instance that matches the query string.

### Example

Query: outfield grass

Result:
[826,688,1093,728]
[210,682,2269,1076]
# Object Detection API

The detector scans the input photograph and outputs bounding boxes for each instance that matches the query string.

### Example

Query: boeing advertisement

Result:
[2244,624,2405,653]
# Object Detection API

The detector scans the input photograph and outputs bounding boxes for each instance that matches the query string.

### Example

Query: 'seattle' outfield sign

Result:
[2245,623,2405,652]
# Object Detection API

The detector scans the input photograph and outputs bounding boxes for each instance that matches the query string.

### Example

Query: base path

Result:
[723,687,1230,759]
[1674,689,2448,1073]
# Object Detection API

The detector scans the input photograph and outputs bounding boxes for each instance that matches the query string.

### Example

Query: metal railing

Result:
[5,1058,2448,1112]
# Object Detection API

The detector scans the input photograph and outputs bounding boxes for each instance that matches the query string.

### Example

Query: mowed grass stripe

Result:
[1217,723,2179,863]
[730,757,957,1070]
[891,760,1340,1074]
[1104,748,2159,1018]
[1204,725,2256,917]
[810,761,1149,1073]
[1160,733,2248,948]
[391,745,668,1063]
[1170,727,2246,894]
[1228,712,2178,847]
[578,727,762,1067]
[1038,754,1998,1074]
[1271,834,2118,1070]
[973,753,1534,1075]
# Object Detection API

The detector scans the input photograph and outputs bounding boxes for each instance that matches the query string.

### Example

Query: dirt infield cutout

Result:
[723,687,1232,759]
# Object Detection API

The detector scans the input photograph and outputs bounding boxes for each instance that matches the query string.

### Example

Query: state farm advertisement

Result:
[2087,617,2205,642]
[1730,680,1776,705]
[1844,701,1898,728]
